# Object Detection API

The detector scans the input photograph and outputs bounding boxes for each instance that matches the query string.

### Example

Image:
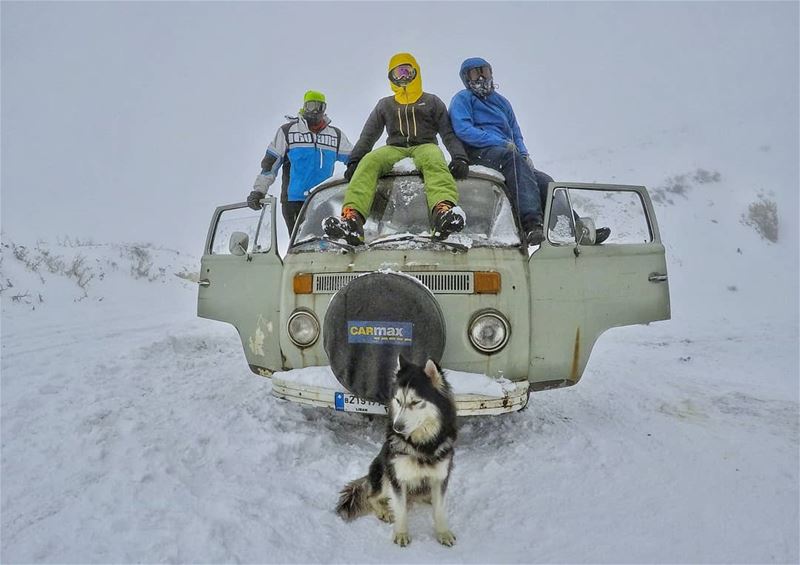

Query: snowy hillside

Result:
[0,238,198,307]
[1,134,798,563]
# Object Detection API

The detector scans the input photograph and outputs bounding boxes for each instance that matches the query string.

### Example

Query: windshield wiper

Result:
[366,234,426,248]
[292,235,355,253]
[429,236,469,252]
[367,233,468,252]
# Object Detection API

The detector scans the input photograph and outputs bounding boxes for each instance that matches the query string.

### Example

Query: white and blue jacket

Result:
[257,116,352,203]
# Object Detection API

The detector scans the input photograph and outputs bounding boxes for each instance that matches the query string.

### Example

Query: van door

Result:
[197,196,284,375]
[528,183,670,389]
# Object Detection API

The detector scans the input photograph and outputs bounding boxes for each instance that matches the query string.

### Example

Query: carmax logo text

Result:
[347,321,413,345]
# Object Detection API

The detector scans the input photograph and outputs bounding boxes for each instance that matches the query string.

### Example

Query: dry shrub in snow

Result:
[742,193,779,243]
[662,174,690,197]
[126,245,163,281]
[65,254,94,291]
[652,168,721,205]
[693,168,721,184]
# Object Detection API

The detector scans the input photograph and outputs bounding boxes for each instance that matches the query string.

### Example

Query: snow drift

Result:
[1,127,797,563]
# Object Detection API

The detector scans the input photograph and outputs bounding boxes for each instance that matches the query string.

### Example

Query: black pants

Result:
[281,201,304,236]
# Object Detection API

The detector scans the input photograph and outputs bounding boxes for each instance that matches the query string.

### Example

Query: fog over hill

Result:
[2,2,797,252]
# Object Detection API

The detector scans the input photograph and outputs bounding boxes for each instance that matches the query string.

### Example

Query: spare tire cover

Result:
[324,272,445,403]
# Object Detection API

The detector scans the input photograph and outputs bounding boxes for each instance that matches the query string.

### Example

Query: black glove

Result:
[344,160,359,182]
[247,190,264,210]
[449,158,469,180]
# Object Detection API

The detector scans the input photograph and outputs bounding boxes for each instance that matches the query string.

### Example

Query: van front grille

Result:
[313,273,359,293]
[312,272,474,294]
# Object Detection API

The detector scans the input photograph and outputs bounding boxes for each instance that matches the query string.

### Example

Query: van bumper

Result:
[270,367,529,416]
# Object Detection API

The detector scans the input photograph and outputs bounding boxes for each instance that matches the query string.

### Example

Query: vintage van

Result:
[197,167,670,415]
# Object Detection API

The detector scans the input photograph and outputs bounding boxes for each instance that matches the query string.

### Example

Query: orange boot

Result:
[323,206,365,246]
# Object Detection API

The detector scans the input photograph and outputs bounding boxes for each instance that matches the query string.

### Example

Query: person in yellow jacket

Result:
[323,53,470,246]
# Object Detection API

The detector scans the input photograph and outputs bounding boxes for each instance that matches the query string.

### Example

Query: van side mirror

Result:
[575,217,597,246]
[229,231,249,256]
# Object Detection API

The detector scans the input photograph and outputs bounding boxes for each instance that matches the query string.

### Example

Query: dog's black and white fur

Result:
[336,356,457,547]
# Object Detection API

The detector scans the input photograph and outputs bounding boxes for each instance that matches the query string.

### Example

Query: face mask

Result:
[304,112,325,128]
[302,100,326,126]
[468,76,495,97]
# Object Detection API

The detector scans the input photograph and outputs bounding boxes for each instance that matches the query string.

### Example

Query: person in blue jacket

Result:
[449,58,610,246]
[248,90,353,235]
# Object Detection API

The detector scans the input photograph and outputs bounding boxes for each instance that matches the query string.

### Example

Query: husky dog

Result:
[336,356,457,547]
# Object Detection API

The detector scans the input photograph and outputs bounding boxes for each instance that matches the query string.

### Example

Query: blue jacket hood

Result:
[459,57,491,88]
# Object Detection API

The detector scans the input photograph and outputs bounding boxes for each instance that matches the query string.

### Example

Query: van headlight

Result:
[468,310,510,353]
[288,310,320,348]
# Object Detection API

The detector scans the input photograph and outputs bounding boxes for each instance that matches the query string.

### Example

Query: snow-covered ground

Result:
[2,127,798,563]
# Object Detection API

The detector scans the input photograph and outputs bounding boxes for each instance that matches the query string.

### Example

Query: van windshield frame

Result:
[289,174,522,253]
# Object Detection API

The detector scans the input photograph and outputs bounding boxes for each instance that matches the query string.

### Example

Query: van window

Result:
[209,207,263,255]
[568,188,652,244]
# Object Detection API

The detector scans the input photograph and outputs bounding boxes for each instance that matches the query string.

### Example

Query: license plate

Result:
[334,392,387,415]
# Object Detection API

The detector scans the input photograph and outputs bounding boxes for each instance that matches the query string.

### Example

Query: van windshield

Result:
[290,174,521,252]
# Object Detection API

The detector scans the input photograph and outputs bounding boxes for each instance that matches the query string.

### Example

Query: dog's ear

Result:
[398,354,410,371]
[393,354,403,380]
[424,358,444,391]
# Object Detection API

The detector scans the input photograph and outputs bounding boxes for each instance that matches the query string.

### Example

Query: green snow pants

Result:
[343,144,459,219]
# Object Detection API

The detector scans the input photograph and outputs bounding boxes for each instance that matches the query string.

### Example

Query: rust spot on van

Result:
[249,364,274,377]
[570,327,581,381]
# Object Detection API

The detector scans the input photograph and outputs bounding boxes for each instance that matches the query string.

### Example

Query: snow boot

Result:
[323,206,365,246]
[431,200,465,239]
[594,227,611,245]
[525,224,544,246]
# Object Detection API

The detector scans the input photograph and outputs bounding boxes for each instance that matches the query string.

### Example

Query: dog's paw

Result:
[436,529,456,547]
[375,507,394,523]
[393,531,411,547]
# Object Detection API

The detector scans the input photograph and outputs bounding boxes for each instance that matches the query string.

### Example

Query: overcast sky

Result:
[2,1,797,252]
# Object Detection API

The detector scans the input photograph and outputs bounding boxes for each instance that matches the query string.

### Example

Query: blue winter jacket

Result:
[258,116,352,202]
[449,57,529,157]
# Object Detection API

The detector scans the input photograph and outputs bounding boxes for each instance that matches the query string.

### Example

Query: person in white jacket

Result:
[248,90,352,234]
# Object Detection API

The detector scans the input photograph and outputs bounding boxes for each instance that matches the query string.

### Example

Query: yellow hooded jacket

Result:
[348,53,467,164]
[388,52,423,105]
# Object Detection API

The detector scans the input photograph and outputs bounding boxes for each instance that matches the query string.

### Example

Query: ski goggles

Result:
[466,65,493,81]
[303,100,326,113]
[388,64,417,86]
